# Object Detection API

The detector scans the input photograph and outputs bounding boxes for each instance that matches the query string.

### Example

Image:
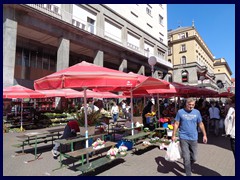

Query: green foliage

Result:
[76,109,102,127]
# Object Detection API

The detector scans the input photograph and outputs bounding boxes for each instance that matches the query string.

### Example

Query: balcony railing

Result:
[127,42,139,51]
[27,4,61,18]
[25,4,168,64]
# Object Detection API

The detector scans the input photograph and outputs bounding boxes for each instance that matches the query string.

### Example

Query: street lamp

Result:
[148,56,157,77]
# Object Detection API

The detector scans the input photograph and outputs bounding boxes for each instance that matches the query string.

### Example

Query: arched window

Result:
[182,70,188,82]
[168,59,171,63]
[181,56,186,64]
[217,80,224,89]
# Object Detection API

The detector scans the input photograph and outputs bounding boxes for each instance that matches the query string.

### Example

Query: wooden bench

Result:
[14,132,61,153]
[132,143,152,152]
[76,156,121,174]
[131,138,159,152]
[55,133,108,152]
[65,141,119,174]
[53,133,108,170]
[122,131,155,144]
[65,141,117,164]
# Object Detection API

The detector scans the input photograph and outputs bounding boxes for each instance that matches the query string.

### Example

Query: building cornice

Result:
[214,60,232,75]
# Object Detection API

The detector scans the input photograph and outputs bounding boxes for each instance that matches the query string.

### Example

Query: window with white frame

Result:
[104,21,122,42]
[144,42,154,57]
[181,56,186,64]
[146,7,151,16]
[179,33,186,39]
[159,15,163,25]
[180,44,186,52]
[157,49,165,59]
[127,33,140,50]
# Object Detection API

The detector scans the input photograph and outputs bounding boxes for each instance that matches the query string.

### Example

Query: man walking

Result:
[171,98,207,176]
[208,101,221,136]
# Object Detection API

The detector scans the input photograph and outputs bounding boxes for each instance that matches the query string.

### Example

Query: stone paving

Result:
[3,127,235,176]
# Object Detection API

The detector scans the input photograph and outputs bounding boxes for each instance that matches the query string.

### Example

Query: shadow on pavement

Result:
[14,144,53,155]
[198,133,231,151]
[192,163,221,176]
[155,156,221,176]
[68,158,125,176]
[155,156,185,176]
[131,145,157,156]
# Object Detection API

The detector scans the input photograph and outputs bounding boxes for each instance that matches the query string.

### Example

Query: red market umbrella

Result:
[34,61,139,149]
[36,88,83,98]
[123,73,170,135]
[147,83,178,94]
[218,91,234,98]
[3,85,45,131]
[34,61,138,90]
[65,89,119,99]
[3,85,45,99]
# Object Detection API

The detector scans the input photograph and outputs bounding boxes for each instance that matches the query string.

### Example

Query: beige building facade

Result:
[213,58,232,93]
[167,24,232,92]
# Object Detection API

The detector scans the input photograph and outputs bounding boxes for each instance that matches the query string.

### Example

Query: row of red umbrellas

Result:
[33,61,170,139]
[3,61,233,139]
[3,86,121,99]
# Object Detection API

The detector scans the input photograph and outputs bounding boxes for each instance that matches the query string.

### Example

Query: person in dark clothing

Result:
[142,100,154,130]
[51,120,80,157]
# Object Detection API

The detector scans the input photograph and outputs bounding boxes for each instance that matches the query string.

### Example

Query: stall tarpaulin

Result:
[34,61,139,155]
[3,85,45,131]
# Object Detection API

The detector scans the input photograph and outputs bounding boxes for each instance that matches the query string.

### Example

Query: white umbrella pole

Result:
[83,88,88,147]
[83,87,89,164]
[20,99,23,132]
[130,90,134,135]
[157,94,160,119]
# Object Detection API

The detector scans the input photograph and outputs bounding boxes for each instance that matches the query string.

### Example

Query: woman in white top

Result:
[111,102,119,123]
[224,96,235,158]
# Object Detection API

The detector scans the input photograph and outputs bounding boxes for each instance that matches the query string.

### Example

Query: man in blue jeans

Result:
[171,98,207,176]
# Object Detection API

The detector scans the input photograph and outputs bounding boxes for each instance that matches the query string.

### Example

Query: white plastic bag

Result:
[165,141,182,162]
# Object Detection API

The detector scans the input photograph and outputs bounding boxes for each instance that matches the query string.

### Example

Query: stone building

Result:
[3,4,172,89]
[167,23,233,92]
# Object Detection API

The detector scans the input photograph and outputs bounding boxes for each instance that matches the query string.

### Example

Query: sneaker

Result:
[51,149,58,157]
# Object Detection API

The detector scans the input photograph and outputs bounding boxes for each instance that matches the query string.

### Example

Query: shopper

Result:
[111,102,119,123]
[208,101,221,136]
[224,95,235,158]
[142,99,155,130]
[51,120,80,158]
[172,98,207,176]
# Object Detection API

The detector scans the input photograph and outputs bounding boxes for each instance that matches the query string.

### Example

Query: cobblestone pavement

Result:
[3,127,235,176]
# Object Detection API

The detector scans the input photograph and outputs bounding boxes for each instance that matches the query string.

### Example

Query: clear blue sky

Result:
[167,4,235,78]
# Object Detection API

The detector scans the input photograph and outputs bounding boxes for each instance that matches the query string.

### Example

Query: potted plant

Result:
[76,109,102,136]
[133,101,143,124]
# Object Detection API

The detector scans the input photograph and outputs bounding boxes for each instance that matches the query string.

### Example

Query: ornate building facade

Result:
[167,23,232,92]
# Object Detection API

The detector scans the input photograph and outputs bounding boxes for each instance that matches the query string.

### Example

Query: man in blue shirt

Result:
[172,98,207,176]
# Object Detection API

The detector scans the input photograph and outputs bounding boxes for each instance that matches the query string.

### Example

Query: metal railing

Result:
[25,4,169,63]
